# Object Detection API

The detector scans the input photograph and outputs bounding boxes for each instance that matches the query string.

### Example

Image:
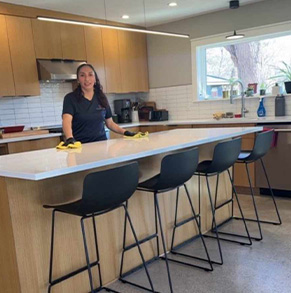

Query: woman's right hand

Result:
[63,137,76,146]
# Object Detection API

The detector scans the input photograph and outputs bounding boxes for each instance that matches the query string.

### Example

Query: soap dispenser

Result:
[257,98,266,117]
[275,94,285,116]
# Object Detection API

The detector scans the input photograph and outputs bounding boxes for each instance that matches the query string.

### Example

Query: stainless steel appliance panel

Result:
[256,124,291,190]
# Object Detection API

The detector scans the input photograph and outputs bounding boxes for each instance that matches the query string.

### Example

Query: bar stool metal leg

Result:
[260,158,282,225]
[48,210,56,293]
[92,216,103,288]
[204,175,224,265]
[168,184,213,271]
[207,171,252,246]
[119,204,156,292]
[154,193,174,293]
[81,217,95,293]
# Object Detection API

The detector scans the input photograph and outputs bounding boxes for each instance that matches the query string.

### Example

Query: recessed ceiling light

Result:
[122,15,129,19]
[168,2,178,7]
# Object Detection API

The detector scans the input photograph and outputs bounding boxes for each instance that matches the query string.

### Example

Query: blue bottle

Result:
[257,98,266,117]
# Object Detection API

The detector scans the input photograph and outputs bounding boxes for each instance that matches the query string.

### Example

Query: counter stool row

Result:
[43,130,281,293]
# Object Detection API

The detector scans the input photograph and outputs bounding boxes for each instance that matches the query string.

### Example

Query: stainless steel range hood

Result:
[37,59,86,81]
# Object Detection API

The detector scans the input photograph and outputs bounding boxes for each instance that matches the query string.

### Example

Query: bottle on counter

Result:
[257,98,266,117]
[275,94,285,116]
[272,83,281,95]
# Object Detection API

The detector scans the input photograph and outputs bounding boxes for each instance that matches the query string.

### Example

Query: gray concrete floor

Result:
[103,194,291,293]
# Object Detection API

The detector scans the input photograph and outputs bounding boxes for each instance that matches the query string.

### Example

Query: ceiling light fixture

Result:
[122,15,129,19]
[168,2,178,7]
[37,16,189,38]
[225,30,245,40]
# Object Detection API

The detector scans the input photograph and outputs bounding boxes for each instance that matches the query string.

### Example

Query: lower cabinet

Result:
[0,137,61,155]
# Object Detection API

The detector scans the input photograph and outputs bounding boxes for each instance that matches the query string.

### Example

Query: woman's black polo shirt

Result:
[62,91,112,143]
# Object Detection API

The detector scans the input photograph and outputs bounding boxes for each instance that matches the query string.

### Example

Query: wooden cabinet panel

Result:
[118,31,149,93]
[102,28,122,93]
[6,16,40,96]
[61,24,86,60]
[7,137,60,154]
[134,32,149,92]
[31,20,62,59]
[84,26,107,92]
[0,15,15,96]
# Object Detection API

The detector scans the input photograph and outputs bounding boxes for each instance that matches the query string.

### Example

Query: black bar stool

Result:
[43,162,154,293]
[193,138,252,258]
[120,148,213,293]
[233,130,282,241]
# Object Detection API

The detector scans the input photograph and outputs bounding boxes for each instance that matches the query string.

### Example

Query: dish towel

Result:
[124,131,149,139]
[56,141,82,149]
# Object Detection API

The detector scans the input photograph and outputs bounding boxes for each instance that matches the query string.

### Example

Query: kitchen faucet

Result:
[230,79,248,118]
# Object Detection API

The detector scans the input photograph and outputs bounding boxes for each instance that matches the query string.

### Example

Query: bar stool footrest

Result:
[50,260,99,287]
[175,214,200,228]
[124,233,158,252]
[233,216,281,225]
[215,198,233,210]
[204,234,252,245]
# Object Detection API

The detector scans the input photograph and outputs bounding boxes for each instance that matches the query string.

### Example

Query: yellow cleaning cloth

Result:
[56,141,82,149]
[124,131,149,139]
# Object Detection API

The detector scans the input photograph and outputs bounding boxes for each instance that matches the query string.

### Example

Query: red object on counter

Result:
[1,125,24,133]
[234,114,242,118]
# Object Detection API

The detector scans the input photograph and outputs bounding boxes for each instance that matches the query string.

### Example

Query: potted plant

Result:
[271,61,291,93]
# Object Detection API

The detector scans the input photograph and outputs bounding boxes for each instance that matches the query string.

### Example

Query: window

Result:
[192,22,291,101]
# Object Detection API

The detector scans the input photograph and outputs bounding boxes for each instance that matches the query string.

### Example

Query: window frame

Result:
[191,21,291,101]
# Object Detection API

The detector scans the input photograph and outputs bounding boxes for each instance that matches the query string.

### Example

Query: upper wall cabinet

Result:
[31,20,62,59]
[5,16,40,96]
[0,15,15,96]
[61,24,87,60]
[32,20,87,61]
[84,26,107,92]
[118,31,149,93]
[102,28,122,93]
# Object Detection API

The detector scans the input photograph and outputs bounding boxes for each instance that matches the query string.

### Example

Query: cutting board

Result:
[0,129,49,139]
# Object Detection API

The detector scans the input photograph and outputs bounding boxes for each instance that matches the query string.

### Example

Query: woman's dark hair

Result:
[74,63,109,108]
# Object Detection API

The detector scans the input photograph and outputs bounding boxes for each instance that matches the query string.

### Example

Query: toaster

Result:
[149,110,169,121]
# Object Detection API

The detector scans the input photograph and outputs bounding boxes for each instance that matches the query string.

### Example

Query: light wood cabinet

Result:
[61,24,87,60]
[31,20,62,59]
[6,16,40,96]
[84,26,107,92]
[118,31,149,92]
[102,28,122,93]
[0,15,15,96]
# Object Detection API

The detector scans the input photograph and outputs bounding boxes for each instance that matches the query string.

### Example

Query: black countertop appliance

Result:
[114,99,132,123]
[149,110,169,121]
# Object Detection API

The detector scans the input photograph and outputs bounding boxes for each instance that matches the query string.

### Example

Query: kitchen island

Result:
[0,127,262,293]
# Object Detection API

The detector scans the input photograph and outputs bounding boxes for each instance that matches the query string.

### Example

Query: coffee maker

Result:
[114,99,132,123]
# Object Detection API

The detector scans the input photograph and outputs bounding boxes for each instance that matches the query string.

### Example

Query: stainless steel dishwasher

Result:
[256,123,291,196]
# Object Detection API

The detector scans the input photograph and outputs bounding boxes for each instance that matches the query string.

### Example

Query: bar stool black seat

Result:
[43,162,154,293]
[193,137,252,258]
[233,130,282,241]
[120,147,213,293]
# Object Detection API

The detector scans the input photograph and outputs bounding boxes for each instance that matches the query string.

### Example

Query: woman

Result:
[62,63,134,145]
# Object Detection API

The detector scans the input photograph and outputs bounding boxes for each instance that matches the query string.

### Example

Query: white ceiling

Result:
[3,0,263,27]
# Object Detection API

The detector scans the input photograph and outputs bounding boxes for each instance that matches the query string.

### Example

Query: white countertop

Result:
[0,127,262,181]
[120,116,291,128]
[0,133,62,144]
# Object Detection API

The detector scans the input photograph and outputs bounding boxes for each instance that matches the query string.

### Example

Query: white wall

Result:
[148,84,291,120]
[0,82,145,127]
